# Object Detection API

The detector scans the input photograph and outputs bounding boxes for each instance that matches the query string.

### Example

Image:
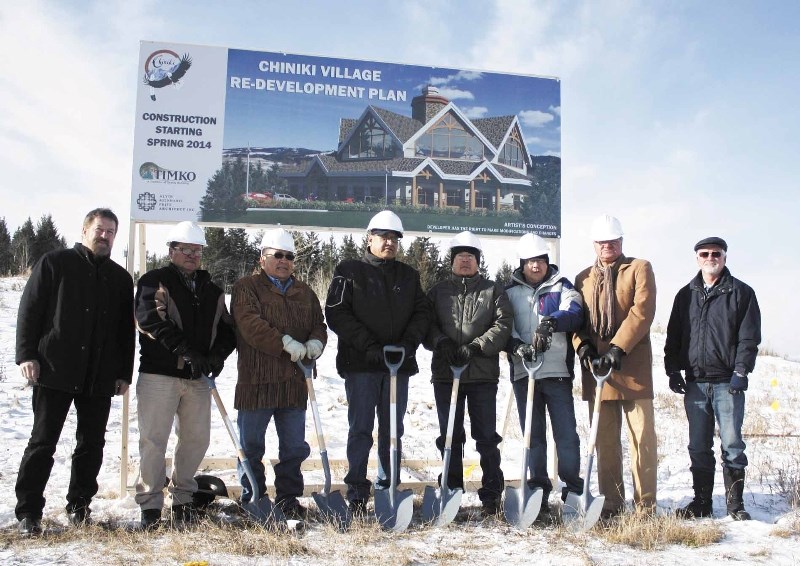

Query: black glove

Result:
[514,342,535,362]
[366,347,385,368]
[401,342,418,360]
[532,316,556,353]
[184,350,212,379]
[436,338,458,364]
[603,345,625,371]
[729,372,748,394]
[576,342,597,371]
[208,354,225,379]
[455,343,480,365]
[667,371,686,394]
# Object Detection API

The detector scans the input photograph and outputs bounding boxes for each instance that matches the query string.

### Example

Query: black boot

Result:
[723,468,751,521]
[676,468,714,518]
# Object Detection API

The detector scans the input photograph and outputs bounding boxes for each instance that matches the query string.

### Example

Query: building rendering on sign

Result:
[279,86,533,212]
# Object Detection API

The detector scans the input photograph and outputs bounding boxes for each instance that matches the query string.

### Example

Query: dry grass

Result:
[593,508,724,550]
[772,511,800,538]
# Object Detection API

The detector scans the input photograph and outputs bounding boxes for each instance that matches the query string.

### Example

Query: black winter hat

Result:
[694,236,728,252]
[451,246,481,265]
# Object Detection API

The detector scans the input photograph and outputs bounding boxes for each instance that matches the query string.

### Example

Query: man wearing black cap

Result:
[665,236,761,521]
[424,231,512,515]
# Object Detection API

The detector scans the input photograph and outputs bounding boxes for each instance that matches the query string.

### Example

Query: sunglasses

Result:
[173,246,202,257]
[371,230,402,242]
[264,252,296,261]
[697,251,723,258]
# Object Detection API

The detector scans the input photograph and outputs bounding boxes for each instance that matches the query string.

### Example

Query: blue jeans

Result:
[684,380,747,472]
[342,371,409,502]
[237,407,310,506]
[513,377,583,498]
[433,381,504,503]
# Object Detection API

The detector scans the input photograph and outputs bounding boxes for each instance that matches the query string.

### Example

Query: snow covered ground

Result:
[1,275,799,564]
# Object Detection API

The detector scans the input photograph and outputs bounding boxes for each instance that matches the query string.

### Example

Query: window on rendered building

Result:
[415,114,485,161]
[346,116,398,159]
[499,130,525,169]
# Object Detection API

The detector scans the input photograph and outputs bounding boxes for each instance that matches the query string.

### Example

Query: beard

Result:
[92,238,111,257]
[701,263,722,277]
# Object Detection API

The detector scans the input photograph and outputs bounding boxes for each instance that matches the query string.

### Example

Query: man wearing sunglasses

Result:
[231,228,327,520]
[135,221,236,529]
[665,236,761,521]
[325,210,429,516]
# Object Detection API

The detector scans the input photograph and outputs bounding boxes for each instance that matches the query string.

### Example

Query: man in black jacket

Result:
[665,236,761,521]
[134,221,235,528]
[325,210,429,515]
[15,208,135,535]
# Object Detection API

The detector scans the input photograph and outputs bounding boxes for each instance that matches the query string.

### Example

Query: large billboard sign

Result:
[131,41,561,237]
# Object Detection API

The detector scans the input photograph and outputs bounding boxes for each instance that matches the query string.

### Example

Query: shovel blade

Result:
[374,488,414,532]
[421,485,462,526]
[562,493,605,532]
[242,495,286,527]
[313,489,351,528]
[503,485,543,529]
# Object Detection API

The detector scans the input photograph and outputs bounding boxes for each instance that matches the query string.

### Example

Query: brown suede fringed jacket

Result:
[231,271,327,411]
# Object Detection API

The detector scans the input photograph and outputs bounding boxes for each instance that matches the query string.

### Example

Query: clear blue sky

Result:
[1,0,798,358]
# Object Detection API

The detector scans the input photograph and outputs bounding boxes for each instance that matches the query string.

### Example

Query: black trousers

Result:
[433,381,504,504]
[15,385,112,520]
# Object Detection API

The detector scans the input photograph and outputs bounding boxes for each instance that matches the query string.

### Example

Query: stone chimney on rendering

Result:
[411,85,450,124]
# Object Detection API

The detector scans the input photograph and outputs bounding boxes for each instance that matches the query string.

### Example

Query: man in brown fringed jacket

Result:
[231,228,327,519]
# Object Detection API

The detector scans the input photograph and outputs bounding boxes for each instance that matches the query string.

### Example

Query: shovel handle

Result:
[297,360,332,493]
[383,344,406,375]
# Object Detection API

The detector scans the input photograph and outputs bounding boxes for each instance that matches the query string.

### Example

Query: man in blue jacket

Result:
[135,221,236,528]
[506,233,584,525]
[665,236,761,521]
[15,208,134,535]
[325,211,429,515]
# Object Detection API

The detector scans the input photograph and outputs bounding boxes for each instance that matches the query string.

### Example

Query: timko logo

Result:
[139,162,197,183]
[142,49,192,101]
[137,192,157,212]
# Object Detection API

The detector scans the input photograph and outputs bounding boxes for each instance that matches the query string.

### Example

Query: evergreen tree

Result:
[293,231,322,282]
[0,218,11,275]
[32,214,66,265]
[400,237,446,292]
[338,234,361,261]
[199,159,247,221]
[11,218,36,274]
[495,260,515,286]
[319,235,339,280]
[202,227,260,292]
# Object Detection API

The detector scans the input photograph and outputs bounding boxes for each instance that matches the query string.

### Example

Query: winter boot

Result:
[723,468,751,521]
[676,468,714,518]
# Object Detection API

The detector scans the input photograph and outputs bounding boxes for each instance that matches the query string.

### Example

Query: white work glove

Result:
[282,335,307,362]
[304,339,324,360]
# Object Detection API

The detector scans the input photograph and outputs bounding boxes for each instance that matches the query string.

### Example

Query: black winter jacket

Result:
[325,252,430,375]
[135,264,236,378]
[664,267,761,381]
[425,273,512,384]
[15,243,135,396]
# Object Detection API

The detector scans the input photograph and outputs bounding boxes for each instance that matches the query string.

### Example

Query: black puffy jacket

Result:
[325,252,430,375]
[16,244,135,396]
[664,267,761,381]
[135,264,236,378]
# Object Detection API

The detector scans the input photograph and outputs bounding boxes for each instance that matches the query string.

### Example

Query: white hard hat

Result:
[448,230,483,252]
[366,210,404,236]
[590,214,624,241]
[167,221,206,246]
[260,228,296,253]
[516,233,550,260]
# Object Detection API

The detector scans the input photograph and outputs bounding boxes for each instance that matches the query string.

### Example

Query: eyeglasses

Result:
[173,246,202,257]
[697,251,723,258]
[371,230,401,242]
[264,252,296,261]
[525,258,548,265]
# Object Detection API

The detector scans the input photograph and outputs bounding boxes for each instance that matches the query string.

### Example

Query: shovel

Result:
[422,363,468,526]
[503,355,545,529]
[296,359,350,527]
[207,378,285,527]
[374,345,414,532]
[563,360,612,532]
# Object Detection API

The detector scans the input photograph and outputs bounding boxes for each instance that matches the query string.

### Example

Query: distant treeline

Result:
[0,215,67,276]
[146,228,516,295]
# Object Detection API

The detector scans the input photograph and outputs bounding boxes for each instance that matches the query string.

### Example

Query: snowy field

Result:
[1,275,799,564]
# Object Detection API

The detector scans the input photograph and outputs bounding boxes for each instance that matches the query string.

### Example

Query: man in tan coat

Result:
[573,214,657,518]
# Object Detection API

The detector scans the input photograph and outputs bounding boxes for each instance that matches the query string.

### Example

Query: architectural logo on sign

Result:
[142,50,192,101]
